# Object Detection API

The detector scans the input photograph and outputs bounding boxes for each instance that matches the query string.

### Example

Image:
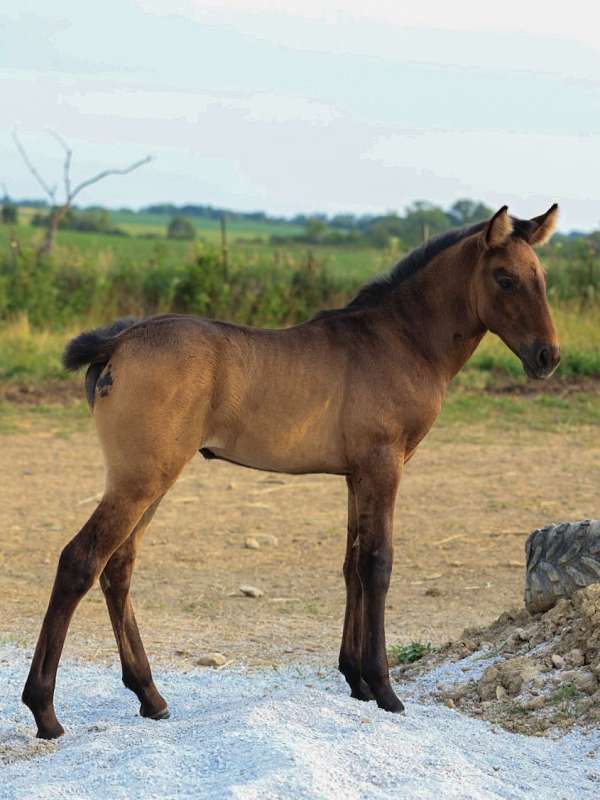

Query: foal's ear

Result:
[527,203,559,246]
[483,206,513,249]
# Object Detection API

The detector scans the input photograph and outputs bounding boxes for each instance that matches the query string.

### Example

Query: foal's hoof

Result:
[141,703,170,721]
[351,680,375,702]
[376,690,405,714]
[36,720,65,740]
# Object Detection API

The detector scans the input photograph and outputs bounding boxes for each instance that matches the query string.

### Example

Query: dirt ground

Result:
[2,412,600,670]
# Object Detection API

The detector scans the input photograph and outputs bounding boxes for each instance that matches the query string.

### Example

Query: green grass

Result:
[0,221,393,283]
[0,317,72,380]
[2,386,600,439]
[109,208,305,240]
[387,641,432,666]
[439,391,600,432]
[471,304,600,380]
[549,684,579,704]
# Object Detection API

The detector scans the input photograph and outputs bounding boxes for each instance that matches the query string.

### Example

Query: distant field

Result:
[12,206,305,243]
[0,218,394,281]
[110,209,305,240]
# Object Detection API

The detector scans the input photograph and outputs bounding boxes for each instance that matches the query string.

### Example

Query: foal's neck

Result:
[384,237,486,385]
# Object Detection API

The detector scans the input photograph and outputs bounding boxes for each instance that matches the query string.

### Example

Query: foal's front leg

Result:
[339,477,373,701]
[353,451,404,713]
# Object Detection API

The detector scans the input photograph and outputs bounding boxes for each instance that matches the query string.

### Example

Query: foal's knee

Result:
[57,542,97,597]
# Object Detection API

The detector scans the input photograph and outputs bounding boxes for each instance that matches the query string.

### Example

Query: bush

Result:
[167,216,196,241]
[0,240,356,329]
[1,203,18,224]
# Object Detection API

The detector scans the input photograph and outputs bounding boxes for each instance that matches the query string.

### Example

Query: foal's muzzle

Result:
[519,341,561,380]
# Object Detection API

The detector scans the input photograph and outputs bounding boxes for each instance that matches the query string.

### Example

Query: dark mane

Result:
[346,220,487,311]
[314,215,536,319]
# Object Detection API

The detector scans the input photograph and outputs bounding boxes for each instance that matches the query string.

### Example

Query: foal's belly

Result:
[201,424,347,475]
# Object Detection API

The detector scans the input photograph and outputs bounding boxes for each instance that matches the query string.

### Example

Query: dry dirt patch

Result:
[2,417,600,668]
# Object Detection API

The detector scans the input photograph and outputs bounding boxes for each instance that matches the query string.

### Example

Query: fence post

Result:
[220,212,229,281]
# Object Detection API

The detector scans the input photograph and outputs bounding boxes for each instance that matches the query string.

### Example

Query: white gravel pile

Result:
[0,645,598,799]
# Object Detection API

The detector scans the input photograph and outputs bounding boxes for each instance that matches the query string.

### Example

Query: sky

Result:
[2,0,600,229]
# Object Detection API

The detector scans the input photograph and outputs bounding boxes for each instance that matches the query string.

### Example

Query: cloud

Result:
[60,89,339,126]
[140,0,600,48]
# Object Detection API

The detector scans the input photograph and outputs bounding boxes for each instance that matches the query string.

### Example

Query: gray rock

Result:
[566,648,585,667]
[572,671,598,695]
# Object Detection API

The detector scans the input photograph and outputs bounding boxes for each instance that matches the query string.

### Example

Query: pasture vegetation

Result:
[1,202,600,406]
[387,641,432,666]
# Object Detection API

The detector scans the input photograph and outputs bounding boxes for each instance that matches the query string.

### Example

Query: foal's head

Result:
[471,205,560,379]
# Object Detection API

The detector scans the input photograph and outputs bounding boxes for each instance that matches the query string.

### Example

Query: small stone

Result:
[551,654,565,669]
[567,649,585,668]
[513,628,529,642]
[245,537,260,550]
[425,587,442,597]
[445,681,475,702]
[197,652,227,667]
[496,685,507,700]
[445,698,455,709]
[479,666,500,700]
[526,695,546,711]
[226,482,236,491]
[573,671,598,695]
[240,585,264,598]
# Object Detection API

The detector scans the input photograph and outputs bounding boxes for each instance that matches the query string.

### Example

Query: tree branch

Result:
[70,155,152,203]
[12,131,57,204]
[48,130,72,201]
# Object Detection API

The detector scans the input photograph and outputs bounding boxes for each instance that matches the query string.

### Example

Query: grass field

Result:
[2,303,600,383]
[0,218,391,282]
[12,206,305,241]
[2,211,600,383]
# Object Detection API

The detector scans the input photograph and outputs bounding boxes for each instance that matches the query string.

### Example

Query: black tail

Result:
[62,317,138,372]
[63,318,139,407]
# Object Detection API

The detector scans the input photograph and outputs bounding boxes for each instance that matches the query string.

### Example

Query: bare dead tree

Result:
[12,131,151,256]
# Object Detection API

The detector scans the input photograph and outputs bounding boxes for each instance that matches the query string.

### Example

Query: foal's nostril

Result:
[537,347,550,370]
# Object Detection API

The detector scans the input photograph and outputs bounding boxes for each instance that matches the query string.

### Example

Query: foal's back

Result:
[92,312,430,476]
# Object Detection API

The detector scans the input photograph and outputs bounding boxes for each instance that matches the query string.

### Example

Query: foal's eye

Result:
[496,274,514,291]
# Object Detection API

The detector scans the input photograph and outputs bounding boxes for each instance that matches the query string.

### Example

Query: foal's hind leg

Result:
[99,497,168,720]
[22,491,157,739]
[338,477,373,701]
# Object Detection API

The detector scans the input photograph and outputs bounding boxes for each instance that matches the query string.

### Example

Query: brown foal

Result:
[23,205,561,738]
